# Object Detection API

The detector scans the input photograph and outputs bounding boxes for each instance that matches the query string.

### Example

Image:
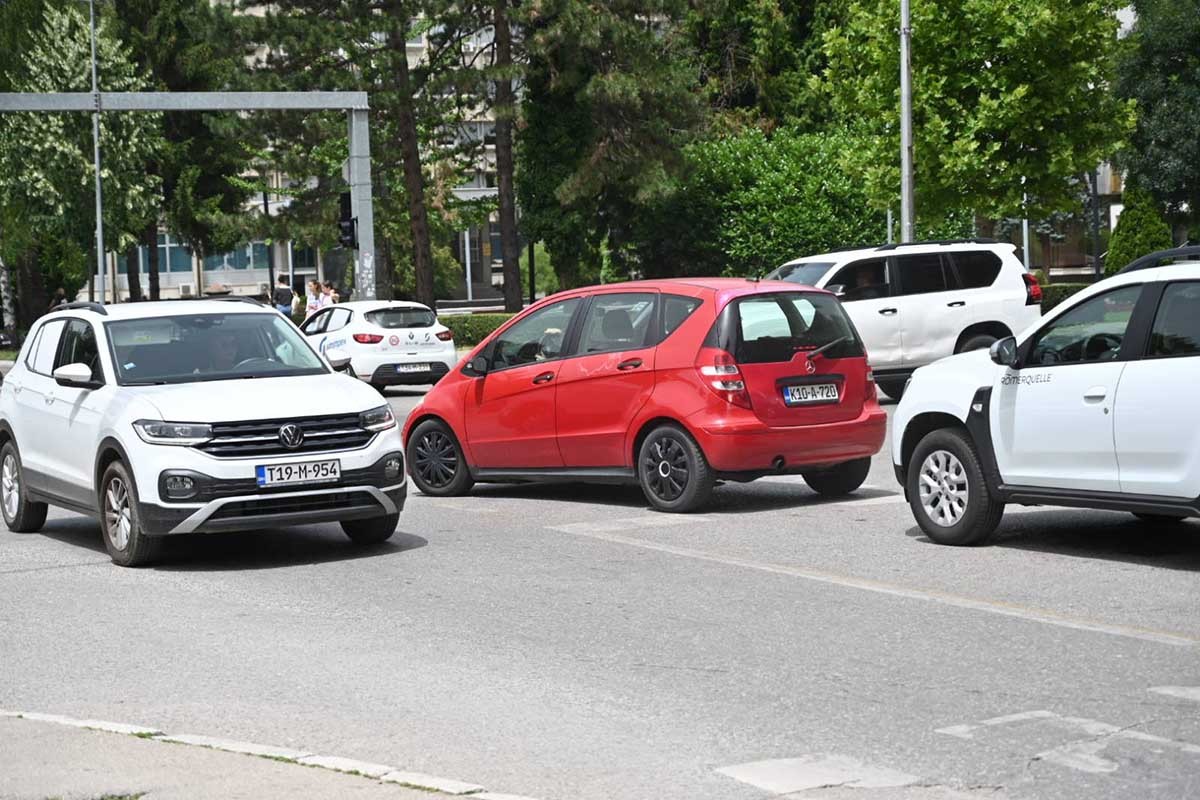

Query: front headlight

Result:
[359,405,396,432]
[133,420,213,446]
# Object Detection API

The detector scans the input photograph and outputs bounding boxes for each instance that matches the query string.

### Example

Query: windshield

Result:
[106,313,328,385]
[365,307,436,328]
[767,261,836,286]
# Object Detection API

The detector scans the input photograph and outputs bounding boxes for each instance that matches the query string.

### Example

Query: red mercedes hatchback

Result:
[402,278,887,512]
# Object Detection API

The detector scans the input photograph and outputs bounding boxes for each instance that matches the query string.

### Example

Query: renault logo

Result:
[278,423,305,450]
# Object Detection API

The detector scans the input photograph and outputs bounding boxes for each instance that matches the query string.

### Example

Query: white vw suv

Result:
[766,239,1042,400]
[0,299,406,566]
[893,248,1200,545]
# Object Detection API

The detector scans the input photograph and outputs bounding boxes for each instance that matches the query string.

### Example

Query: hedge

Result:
[1041,283,1089,313]
[440,313,515,347]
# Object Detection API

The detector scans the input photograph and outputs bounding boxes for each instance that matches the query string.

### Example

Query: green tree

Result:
[1115,0,1200,224]
[824,0,1133,221]
[1105,187,1172,274]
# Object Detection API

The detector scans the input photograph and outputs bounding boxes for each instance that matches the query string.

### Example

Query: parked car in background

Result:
[893,249,1200,546]
[403,278,887,512]
[766,239,1042,400]
[300,300,458,392]
[0,300,406,566]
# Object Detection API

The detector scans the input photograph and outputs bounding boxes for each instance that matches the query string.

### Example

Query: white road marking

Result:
[716,754,919,793]
[936,710,1058,739]
[1149,686,1200,703]
[381,770,485,794]
[544,528,1199,647]
[154,733,312,760]
[295,755,398,777]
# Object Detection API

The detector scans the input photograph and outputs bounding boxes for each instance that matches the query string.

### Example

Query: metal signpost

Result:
[0,91,379,302]
[899,0,915,243]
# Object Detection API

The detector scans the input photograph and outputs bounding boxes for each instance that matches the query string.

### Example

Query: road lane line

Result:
[544,526,1199,647]
[1150,686,1200,703]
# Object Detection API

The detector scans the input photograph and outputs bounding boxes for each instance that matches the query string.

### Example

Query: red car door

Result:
[463,297,582,468]
[555,292,658,467]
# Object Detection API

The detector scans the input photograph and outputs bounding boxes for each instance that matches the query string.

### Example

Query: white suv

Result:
[0,300,407,566]
[893,251,1200,545]
[766,239,1042,399]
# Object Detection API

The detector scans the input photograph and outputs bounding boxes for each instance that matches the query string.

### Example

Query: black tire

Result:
[0,441,47,533]
[907,428,1004,546]
[803,457,871,497]
[99,461,160,567]
[958,333,999,353]
[341,512,399,545]
[370,381,389,395]
[1132,512,1189,525]
[406,419,474,497]
[876,378,906,401]
[637,424,715,513]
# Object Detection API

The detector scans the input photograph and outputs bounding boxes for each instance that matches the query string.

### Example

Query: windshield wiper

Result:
[806,336,850,360]
[124,380,169,386]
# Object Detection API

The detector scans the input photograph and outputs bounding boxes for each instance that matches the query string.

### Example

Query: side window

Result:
[325,308,352,332]
[1025,285,1142,367]
[827,258,889,302]
[56,320,103,382]
[660,295,702,341]
[948,251,1002,289]
[21,326,44,371]
[300,310,329,335]
[491,298,581,369]
[895,253,950,295]
[29,319,66,376]
[1148,282,1200,359]
[578,293,656,353]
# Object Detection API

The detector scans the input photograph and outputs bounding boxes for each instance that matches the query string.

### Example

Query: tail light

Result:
[865,366,877,402]
[1022,273,1042,305]
[696,348,752,409]
[435,330,454,342]
[353,333,384,344]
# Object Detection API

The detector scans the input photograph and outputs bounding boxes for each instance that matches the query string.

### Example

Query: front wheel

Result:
[803,457,871,497]
[637,424,714,513]
[406,420,474,497]
[341,513,399,545]
[100,461,160,567]
[0,442,47,533]
[876,378,906,401]
[907,428,1004,546]
[957,333,998,353]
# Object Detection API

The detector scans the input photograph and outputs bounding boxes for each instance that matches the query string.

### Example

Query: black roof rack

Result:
[1117,245,1200,274]
[875,238,998,251]
[51,301,108,316]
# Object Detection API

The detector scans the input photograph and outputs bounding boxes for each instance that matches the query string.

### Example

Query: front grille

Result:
[195,413,374,458]
[208,491,378,521]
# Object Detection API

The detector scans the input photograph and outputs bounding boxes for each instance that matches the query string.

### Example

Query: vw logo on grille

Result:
[278,423,305,450]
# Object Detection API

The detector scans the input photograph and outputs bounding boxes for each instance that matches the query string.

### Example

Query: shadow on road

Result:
[35,517,426,572]
[904,511,1200,572]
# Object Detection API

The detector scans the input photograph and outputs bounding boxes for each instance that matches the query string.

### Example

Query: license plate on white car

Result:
[396,363,429,373]
[255,460,340,487]
[782,383,839,406]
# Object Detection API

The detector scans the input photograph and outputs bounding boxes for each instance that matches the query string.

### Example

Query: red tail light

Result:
[435,330,454,341]
[865,366,877,403]
[353,333,384,344]
[695,348,752,409]
[1022,273,1042,305]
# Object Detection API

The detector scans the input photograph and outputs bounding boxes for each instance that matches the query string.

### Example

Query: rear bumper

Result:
[691,404,888,473]
[368,361,452,386]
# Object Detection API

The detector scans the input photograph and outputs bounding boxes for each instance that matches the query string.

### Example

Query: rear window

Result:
[948,251,1002,289]
[768,261,835,286]
[709,292,864,364]
[365,307,436,328]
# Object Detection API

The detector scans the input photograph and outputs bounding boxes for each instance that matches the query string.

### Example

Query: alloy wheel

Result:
[919,449,969,527]
[104,477,133,551]
[2,454,19,520]
[641,436,690,502]
[413,430,459,489]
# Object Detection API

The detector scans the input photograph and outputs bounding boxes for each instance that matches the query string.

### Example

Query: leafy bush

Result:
[1041,283,1089,312]
[1105,188,1172,275]
[439,313,514,347]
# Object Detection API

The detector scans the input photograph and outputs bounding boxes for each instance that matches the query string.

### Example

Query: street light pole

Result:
[899,0,915,243]
[87,0,106,304]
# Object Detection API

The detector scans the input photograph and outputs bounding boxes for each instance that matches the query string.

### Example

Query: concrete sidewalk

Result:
[0,717,444,800]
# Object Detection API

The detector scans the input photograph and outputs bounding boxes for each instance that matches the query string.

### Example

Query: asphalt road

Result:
[2,387,1199,800]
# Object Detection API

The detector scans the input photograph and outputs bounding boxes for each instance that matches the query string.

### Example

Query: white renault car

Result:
[893,247,1200,545]
[300,301,458,391]
[766,239,1042,400]
[0,299,406,566]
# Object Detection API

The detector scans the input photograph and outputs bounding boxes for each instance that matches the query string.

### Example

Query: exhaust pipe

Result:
[771,456,786,472]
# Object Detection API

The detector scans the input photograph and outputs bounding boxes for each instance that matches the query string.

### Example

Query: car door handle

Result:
[532,371,555,385]
[617,358,643,371]
[44,393,55,405]
[1083,386,1107,401]
[947,301,966,307]
[878,308,898,316]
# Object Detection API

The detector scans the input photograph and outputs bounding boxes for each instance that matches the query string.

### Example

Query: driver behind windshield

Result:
[206,329,241,372]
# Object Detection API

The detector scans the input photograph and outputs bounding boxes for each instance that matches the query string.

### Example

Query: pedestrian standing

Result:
[273,275,294,316]
[47,288,67,312]
[306,280,322,317]
[323,281,340,304]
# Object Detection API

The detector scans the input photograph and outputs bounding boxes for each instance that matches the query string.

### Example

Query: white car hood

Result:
[918,347,995,380]
[131,373,383,423]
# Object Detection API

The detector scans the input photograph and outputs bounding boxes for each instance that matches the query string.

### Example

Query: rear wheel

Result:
[406,419,474,497]
[100,461,159,567]
[907,428,1004,546]
[803,457,871,497]
[876,378,906,401]
[637,424,714,513]
[341,512,399,545]
[957,333,998,353]
[0,442,47,533]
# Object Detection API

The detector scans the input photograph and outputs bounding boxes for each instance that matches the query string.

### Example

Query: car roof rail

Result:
[875,238,998,251]
[51,301,108,316]
[1117,245,1200,274]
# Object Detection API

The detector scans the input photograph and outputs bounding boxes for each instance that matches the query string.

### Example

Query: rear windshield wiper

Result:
[807,336,850,360]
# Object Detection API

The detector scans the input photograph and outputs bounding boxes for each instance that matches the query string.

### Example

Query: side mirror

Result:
[989,336,1019,368]
[826,283,847,298]
[52,362,98,389]
[464,355,489,377]
[324,347,352,372]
